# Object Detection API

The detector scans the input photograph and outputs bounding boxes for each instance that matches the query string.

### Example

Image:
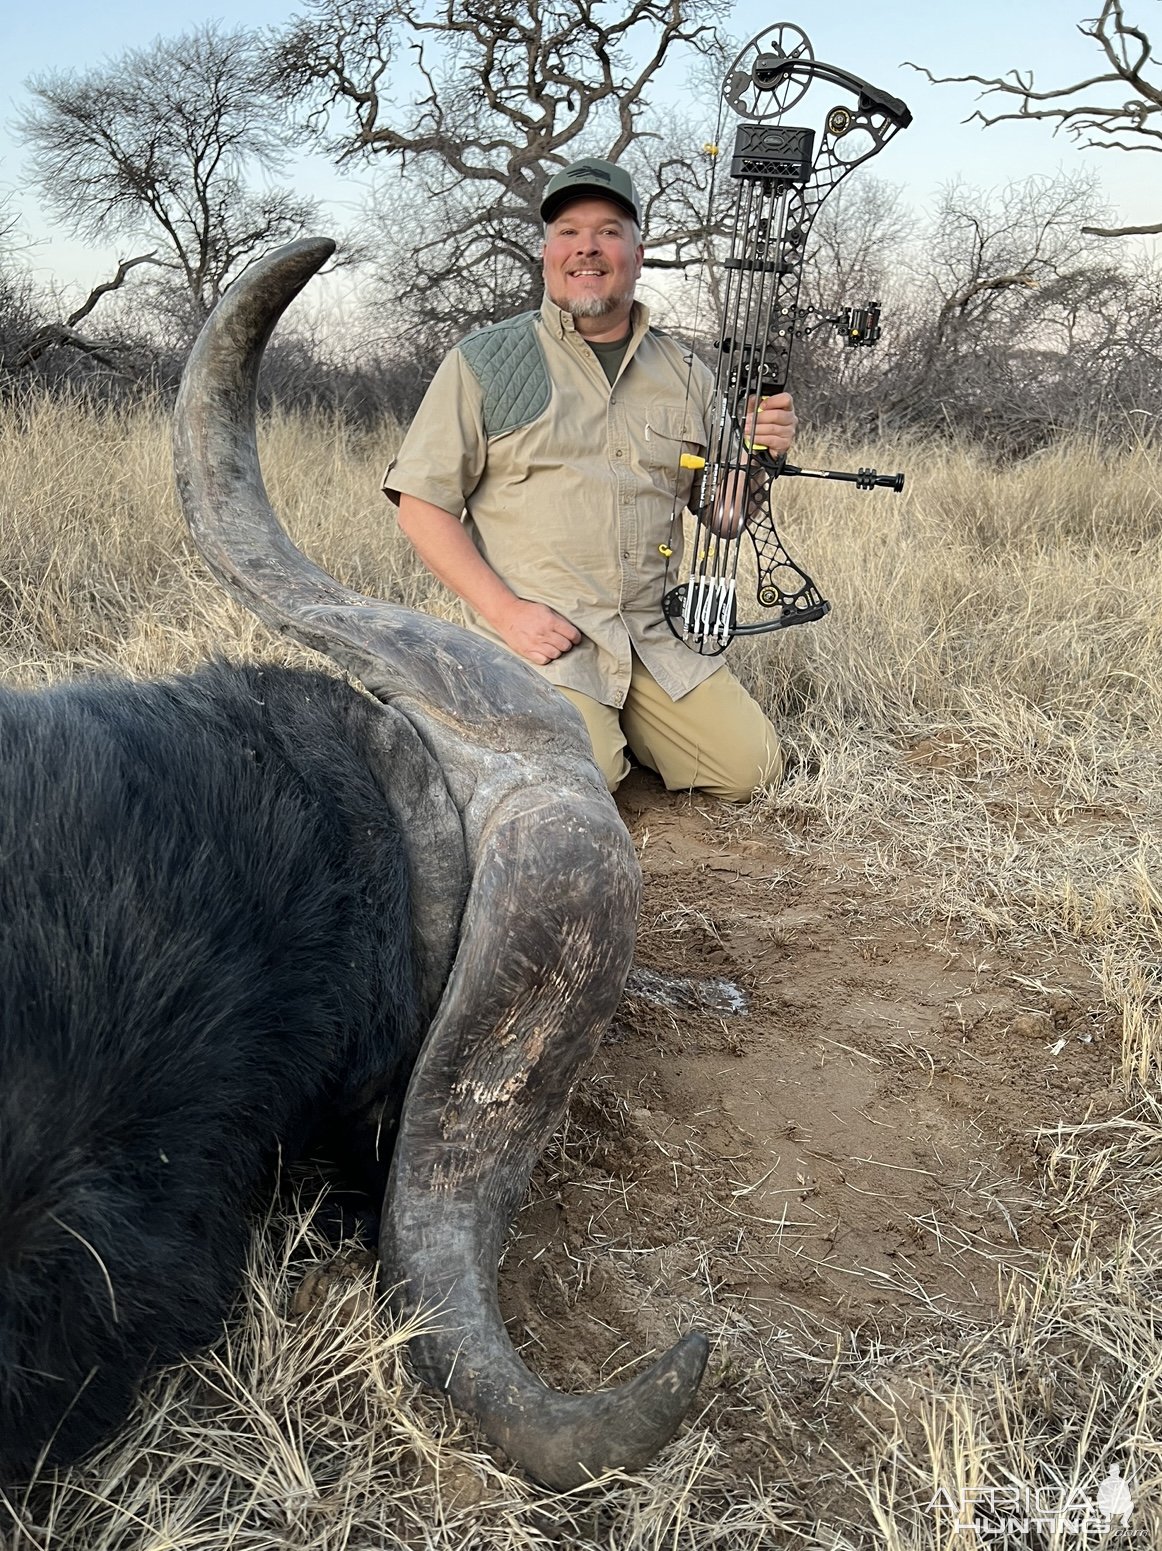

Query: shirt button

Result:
[615,449,623,458]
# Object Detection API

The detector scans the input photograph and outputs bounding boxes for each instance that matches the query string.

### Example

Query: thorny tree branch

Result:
[905,0,1161,237]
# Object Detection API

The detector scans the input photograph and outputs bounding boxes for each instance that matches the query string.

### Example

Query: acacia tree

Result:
[908,0,1161,237]
[17,24,320,332]
[269,0,728,338]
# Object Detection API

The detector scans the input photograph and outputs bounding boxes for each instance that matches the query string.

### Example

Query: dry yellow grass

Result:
[1,394,1160,1546]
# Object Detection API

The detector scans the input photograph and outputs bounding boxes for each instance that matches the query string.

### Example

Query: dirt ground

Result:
[496,771,1120,1492]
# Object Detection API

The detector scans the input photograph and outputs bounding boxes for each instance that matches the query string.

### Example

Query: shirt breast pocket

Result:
[643,406,707,501]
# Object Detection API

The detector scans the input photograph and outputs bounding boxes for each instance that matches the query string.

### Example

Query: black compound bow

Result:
[661,24,912,653]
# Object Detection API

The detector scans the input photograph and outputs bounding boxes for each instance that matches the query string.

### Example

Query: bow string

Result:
[661,23,913,653]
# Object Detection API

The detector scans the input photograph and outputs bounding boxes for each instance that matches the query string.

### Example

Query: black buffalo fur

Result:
[0,661,422,1478]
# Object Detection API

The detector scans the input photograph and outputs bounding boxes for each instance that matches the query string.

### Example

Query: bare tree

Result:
[881,173,1132,443]
[0,195,19,259]
[773,166,1162,447]
[269,0,727,336]
[9,256,165,370]
[0,198,41,378]
[775,178,916,422]
[907,1,1161,237]
[17,24,320,331]
[804,179,915,308]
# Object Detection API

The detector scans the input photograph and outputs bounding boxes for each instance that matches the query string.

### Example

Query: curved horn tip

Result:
[176,236,340,405]
[505,1329,711,1492]
[269,234,338,272]
[234,235,338,299]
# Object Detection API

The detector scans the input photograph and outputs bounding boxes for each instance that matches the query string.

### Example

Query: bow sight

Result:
[661,24,912,653]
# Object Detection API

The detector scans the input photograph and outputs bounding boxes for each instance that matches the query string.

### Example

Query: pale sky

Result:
[1,0,1156,298]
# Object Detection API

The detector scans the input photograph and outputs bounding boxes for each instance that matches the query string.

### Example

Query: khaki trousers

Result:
[557,655,783,801]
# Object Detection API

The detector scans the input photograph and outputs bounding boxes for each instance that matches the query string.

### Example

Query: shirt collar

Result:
[539,293,652,342]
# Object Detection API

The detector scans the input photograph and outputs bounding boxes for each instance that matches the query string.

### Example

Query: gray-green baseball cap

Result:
[541,159,642,226]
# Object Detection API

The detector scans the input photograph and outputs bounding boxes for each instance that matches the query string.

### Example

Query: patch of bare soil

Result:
[498,772,1119,1490]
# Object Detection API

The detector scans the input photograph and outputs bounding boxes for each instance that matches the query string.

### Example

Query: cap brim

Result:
[541,187,640,225]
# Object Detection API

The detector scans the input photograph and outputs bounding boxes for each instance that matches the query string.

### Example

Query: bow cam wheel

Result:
[724,24,814,121]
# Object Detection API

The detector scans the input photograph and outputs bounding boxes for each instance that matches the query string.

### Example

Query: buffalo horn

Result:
[172,238,709,1488]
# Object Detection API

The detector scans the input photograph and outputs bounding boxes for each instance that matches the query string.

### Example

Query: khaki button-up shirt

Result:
[383,295,723,705]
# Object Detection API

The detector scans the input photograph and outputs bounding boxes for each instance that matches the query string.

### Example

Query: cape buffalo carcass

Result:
[0,239,708,1492]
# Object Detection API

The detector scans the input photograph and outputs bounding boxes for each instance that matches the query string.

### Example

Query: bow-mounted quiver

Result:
[662,23,912,653]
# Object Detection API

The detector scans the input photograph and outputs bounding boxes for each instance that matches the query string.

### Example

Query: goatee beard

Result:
[562,289,633,319]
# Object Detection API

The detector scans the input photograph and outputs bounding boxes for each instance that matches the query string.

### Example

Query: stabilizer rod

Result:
[780,461,905,492]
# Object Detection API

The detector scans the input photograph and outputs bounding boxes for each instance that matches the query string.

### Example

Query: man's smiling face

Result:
[542,197,644,330]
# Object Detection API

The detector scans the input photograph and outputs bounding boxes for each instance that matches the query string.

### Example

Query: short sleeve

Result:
[381,349,487,515]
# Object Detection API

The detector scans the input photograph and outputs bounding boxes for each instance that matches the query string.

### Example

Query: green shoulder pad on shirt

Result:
[458,312,550,438]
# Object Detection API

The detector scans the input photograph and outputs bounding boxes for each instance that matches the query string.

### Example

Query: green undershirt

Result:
[586,331,632,386]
